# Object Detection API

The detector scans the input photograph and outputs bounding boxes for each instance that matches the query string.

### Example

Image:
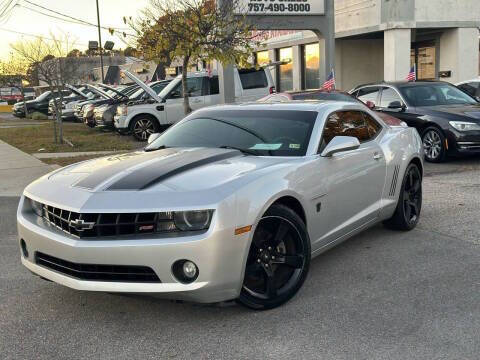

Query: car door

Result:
[204,76,221,107]
[307,110,387,249]
[165,77,205,124]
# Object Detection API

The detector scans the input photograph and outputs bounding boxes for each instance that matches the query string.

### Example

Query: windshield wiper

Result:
[218,145,260,156]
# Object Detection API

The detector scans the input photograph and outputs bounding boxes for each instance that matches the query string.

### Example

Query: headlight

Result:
[29,198,43,217]
[174,210,213,231]
[117,104,128,116]
[449,121,480,131]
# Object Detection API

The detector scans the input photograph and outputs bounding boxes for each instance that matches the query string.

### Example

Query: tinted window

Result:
[400,84,477,106]
[146,110,318,157]
[239,69,268,90]
[168,77,204,98]
[357,87,380,105]
[321,111,381,149]
[208,76,219,95]
[379,88,403,107]
[458,82,479,97]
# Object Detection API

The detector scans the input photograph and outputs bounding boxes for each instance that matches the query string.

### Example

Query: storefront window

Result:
[256,51,270,66]
[304,43,320,89]
[278,47,293,91]
[411,42,436,80]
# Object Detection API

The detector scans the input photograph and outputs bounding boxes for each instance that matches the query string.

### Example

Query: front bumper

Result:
[12,107,26,117]
[114,115,128,130]
[17,198,249,303]
[445,128,480,154]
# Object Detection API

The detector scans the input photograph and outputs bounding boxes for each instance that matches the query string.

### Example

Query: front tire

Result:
[130,115,159,141]
[237,204,311,310]
[383,163,422,231]
[422,127,446,162]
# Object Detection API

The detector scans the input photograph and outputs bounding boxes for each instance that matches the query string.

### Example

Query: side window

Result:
[208,76,220,95]
[320,111,382,151]
[362,112,382,139]
[238,69,268,90]
[458,82,479,97]
[379,88,403,108]
[357,87,380,105]
[168,77,204,99]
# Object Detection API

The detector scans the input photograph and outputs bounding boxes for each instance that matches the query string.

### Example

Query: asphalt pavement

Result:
[0,158,479,360]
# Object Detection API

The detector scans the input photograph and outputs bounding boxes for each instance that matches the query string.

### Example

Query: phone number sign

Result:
[236,0,325,16]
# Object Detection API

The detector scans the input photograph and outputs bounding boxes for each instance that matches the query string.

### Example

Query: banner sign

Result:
[235,0,324,16]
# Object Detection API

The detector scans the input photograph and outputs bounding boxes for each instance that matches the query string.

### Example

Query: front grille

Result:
[35,252,161,282]
[42,204,177,239]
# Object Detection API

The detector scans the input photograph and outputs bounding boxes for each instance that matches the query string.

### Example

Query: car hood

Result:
[25,148,292,211]
[420,104,480,121]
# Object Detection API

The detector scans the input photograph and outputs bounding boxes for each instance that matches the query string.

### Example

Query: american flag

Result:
[406,65,416,82]
[322,69,335,91]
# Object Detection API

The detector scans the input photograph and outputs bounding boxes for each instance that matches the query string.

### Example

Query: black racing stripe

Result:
[107,149,240,190]
[74,149,179,190]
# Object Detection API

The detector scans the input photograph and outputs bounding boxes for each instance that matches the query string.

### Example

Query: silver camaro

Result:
[17,102,423,309]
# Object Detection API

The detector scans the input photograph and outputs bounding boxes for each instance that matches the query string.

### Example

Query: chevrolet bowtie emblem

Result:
[69,219,95,231]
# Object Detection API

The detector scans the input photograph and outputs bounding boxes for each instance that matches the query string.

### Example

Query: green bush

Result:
[29,112,48,120]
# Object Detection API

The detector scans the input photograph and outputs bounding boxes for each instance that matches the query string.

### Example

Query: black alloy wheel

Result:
[422,127,446,162]
[237,204,310,310]
[131,116,159,141]
[384,163,422,231]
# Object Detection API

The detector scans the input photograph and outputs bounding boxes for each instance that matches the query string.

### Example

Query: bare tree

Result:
[130,0,260,115]
[10,34,81,144]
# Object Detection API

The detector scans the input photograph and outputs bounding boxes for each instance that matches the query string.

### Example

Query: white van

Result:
[114,68,275,141]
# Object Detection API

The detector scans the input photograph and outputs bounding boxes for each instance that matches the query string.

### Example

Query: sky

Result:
[0,0,149,60]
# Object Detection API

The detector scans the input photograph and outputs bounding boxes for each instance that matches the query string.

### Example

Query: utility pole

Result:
[96,0,105,83]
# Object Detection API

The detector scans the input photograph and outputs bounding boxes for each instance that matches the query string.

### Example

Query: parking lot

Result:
[1,158,479,360]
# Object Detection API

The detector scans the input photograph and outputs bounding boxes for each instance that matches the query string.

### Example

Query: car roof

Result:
[194,101,361,114]
[355,80,452,89]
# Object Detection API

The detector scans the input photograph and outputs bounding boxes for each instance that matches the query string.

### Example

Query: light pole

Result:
[96,0,105,83]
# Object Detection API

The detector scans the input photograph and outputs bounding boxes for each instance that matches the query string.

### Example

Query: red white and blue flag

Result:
[406,65,416,82]
[322,69,336,91]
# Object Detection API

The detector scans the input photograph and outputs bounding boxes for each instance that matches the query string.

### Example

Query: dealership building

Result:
[252,0,480,92]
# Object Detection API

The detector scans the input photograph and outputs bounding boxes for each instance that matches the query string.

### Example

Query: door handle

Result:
[373,152,383,160]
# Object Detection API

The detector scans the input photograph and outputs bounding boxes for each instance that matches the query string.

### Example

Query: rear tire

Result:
[237,204,310,310]
[383,163,422,231]
[422,126,446,163]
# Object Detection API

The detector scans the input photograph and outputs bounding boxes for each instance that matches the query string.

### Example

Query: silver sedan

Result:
[17,102,423,309]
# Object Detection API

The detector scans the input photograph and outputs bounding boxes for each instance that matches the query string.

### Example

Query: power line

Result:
[20,0,134,35]
[0,27,89,46]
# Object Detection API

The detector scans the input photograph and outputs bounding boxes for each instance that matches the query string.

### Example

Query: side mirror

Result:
[321,136,360,157]
[387,101,405,111]
[147,133,161,144]
[475,96,480,103]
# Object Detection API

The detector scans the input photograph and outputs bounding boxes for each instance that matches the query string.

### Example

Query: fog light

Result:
[183,261,197,279]
[172,259,199,283]
[20,239,28,258]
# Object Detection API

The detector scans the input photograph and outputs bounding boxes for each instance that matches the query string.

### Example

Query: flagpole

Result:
[332,68,336,90]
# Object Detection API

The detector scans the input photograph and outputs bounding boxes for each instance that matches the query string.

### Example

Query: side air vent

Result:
[389,165,400,197]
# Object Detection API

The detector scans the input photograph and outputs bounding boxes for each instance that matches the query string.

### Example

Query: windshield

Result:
[129,82,170,100]
[146,109,318,156]
[400,83,478,106]
[159,78,181,99]
[36,91,51,101]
